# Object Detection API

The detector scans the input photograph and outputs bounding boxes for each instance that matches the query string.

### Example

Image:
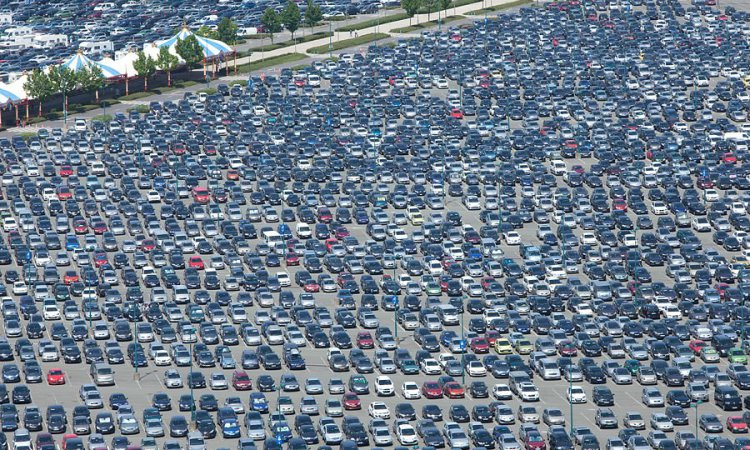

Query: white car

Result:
[164,370,182,388]
[421,359,442,375]
[493,384,513,400]
[402,382,421,399]
[153,350,171,366]
[467,360,487,377]
[567,386,587,403]
[368,402,391,419]
[374,376,394,396]
[518,383,539,401]
[396,424,418,445]
[42,304,60,320]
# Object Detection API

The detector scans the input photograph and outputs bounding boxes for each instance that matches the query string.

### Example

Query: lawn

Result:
[307,33,390,54]
[338,13,409,32]
[465,0,531,15]
[235,53,309,74]
[392,15,465,33]
[248,32,334,54]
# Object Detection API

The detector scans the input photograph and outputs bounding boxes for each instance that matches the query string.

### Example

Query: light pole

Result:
[190,342,195,423]
[693,400,702,439]
[393,263,398,344]
[328,22,333,59]
[461,296,466,386]
[133,314,139,380]
[569,366,573,436]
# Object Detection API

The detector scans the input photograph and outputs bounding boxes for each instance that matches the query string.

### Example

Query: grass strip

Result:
[392,15,465,33]
[465,0,531,14]
[307,33,389,54]
[235,53,309,74]
[338,13,409,31]
[248,32,334,54]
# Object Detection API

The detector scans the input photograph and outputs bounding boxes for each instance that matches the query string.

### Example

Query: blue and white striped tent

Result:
[0,85,22,105]
[157,26,234,59]
[60,51,124,78]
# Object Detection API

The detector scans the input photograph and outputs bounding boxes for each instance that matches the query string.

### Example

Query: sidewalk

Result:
[0,0,525,137]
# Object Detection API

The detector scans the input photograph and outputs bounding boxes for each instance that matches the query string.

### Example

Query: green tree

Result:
[80,64,105,95]
[304,0,323,30]
[175,34,204,69]
[402,0,421,24]
[261,8,283,43]
[156,46,180,87]
[216,17,239,44]
[133,51,157,91]
[24,68,53,117]
[47,65,80,121]
[281,0,301,43]
[195,25,218,40]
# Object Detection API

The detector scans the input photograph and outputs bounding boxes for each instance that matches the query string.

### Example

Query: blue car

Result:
[249,392,268,413]
[221,419,241,438]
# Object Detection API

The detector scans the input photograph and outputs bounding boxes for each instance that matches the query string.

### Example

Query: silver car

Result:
[119,414,140,435]
[446,429,470,449]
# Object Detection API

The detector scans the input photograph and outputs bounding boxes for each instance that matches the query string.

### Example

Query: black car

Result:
[169,415,189,437]
[472,405,494,423]
[449,404,470,423]
[178,395,195,412]
[422,404,443,421]
[469,381,489,398]
[152,392,172,411]
[592,386,614,406]
[395,403,416,420]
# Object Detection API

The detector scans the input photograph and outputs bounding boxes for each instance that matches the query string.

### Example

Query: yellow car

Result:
[494,339,513,355]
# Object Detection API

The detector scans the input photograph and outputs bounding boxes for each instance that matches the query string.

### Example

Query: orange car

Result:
[47,368,65,385]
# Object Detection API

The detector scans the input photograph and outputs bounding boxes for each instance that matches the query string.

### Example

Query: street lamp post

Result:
[694,400,702,439]
[190,342,195,423]
[393,264,398,344]
[461,297,466,386]
[328,22,333,59]
[133,316,139,380]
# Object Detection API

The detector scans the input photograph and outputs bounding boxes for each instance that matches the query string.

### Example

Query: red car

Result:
[231,370,252,391]
[723,153,738,164]
[334,227,350,239]
[523,430,547,450]
[342,392,361,410]
[728,416,748,433]
[227,170,239,180]
[285,253,300,266]
[47,368,65,385]
[450,108,463,119]
[188,256,205,270]
[485,330,500,346]
[317,208,333,223]
[192,187,211,204]
[63,271,79,285]
[689,340,707,355]
[443,382,465,399]
[303,280,320,293]
[470,338,489,354]
[59,165,73,177]
[94,252,108,268]
[356,332,374,349]
[141,239,156,252]
[73,219,88,234]
[558,340,577,357]
[421,382,443,399]
[57,186,72,200]
[91,221,107,234]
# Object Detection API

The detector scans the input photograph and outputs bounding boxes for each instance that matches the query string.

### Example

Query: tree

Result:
[216,17,239,44]
[175,34,204,69]
[438,0,451,22]
[133,51,157,91]
[24,68,53,117]
[402,0,421,24]
[195,25,218,40]
[79,64,105,101]
[156,46,180,87]
[281,0,301,43]
[47,65,79,120]
[261,8,283,43]
[304,0,323,30]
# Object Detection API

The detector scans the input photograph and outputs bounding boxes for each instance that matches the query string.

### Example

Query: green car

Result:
[425,282,442,296]
[728,348,748,364]
[400,359,419,375]
[623,359,641,376]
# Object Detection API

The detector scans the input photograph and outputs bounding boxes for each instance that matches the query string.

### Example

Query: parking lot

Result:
[1,0,750,449]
